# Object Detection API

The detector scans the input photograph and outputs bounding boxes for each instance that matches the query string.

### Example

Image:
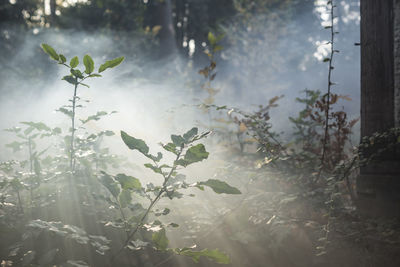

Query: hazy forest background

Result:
[1,1,399,267]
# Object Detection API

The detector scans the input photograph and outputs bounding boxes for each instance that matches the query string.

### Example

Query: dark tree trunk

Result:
[147,0,177,58]
[357,0,400,217]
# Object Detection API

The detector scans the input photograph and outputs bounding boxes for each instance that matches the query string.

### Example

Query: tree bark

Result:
[357,0,400,217]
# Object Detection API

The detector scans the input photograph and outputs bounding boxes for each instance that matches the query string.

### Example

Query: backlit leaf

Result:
[83,54,94,74]
[70,56,79,68]
[98,57,124,73]
[198,179,241,194]
[41,43,59,61]
[121,131,149,155]
[115,173,141,190]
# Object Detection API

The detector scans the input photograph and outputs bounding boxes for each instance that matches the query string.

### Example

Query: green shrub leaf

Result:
[62,75,77,85]
[163,143,178,155]
[121,131,149,155]
[144,163,162,174]
[98,57,124,73]
[118,189,132,208]
[177,144,208,167]
[83,54,94,74]
[100,172,120,198]
[70,56,79,68]
[71,69,84,79]
[59,54,67,63]
[171,135,185,146]
[198,179,241,194]
[115,173,141,190]
[183,127,198,142]
[41,43,59,61]
[175,248,230,264]
[152,228,169,251]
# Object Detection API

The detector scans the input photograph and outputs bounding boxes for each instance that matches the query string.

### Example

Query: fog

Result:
[0,1,364,266]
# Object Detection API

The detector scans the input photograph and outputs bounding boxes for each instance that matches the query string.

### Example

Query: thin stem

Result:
[317,0,336,180]
[70,80,79,173]
[16,189,24,214]
[110,147,183,264]
[27,137,35,207]
[28,137,33,173]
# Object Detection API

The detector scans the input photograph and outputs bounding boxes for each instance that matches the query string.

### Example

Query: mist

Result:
[1,1,384,267]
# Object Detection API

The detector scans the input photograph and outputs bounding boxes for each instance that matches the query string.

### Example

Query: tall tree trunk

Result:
[148,0,177,58]
[357,0,400,217]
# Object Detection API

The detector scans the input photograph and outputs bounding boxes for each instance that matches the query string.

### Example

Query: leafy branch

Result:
[41,44,124,174]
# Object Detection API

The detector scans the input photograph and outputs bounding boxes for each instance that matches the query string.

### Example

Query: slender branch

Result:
[317,0,336,180]
[70,80,79,173]
[28,137,33,173]
[110,147,184,264]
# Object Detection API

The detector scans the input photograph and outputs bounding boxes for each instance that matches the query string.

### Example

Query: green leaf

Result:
[100,172,120,198]
[79,83,90,88]
[177,144,209,167]
[80,111,108,124]
[115,173,141,190]
[6,141,24,152]
[175,248,230,264]
[71,69,84,79]
[83,54,94,74]
[171,135,185,146]
[88,74,102,78]
[20,122,51,132]
[56,107,73,118]
[183,127,198,142]
[41,43,59,61]
[152,228,169,251]
[121,131,149,155]
[59,54,67,63]
[163,143,178,155]
[70,56,79,68]
[198,179,241,194]
[62,75,77,85]
[208,32,217,46]
[119,189,132,208]
[213,45,224,52]
[144,163,162,174]
[98,57,125,73]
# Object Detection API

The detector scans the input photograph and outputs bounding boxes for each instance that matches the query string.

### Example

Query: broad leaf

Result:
[163,143,178,155]
[62,75,77,85]
[20,122,51,132]
[98,57,124,73]
[175,248,230,264]
[59,54,67,63]
[118,189,132,208]
[83,54,94,74]
[71,69,84,79]
[198,179,241,194]
[121,131,149,155]
[208,32,217,46]
[70,56,79,68]
[115,173,141,190]
[183,127,198,142]
[171,135,185,146]
[41,43,59,61]
[152,228,169,251]
[177,144,209,167]
[144,163,162,174]
[100,172,120,198]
